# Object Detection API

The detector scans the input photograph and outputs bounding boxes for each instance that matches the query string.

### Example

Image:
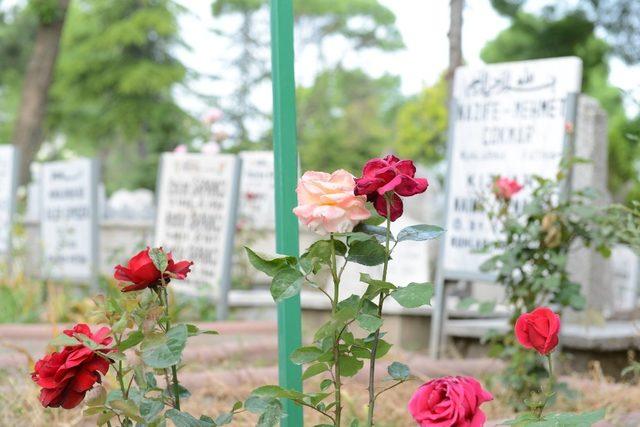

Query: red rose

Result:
[515,307,560,355]
[493,176,523,201]
[354,155,428,221]
[408,376,493,427]
[114,247,193,292]
[31,324,113,409]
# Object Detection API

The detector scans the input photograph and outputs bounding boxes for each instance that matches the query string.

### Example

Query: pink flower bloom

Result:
[293,169,371,234]
[493,177,523,201]
[173,144,188,154]
[203,108,223,124]
[408,376,493,427]
[354,155,428,221]
[201,142,220,155]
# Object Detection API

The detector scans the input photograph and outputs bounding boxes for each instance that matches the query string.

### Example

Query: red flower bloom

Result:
[515,307,560,355]
[354,155,428,221]
[408,376,493,427]
[114,248,193,292]
[31,324,113,409]
[493,176,523,201]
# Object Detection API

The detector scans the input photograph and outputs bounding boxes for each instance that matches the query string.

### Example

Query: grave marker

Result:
[611,245,639,313]
[0,146,19,262]
[40,158,99,284]
[154,153,241,319]
[431,57,583,357]
[239,151,275,230]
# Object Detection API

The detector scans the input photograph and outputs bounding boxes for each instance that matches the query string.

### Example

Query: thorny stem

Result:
[367,197,393,426]
[158,277,181,411]
[330,234,342,426]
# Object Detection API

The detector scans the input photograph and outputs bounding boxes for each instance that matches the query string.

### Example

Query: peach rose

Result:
[293,169,370,234]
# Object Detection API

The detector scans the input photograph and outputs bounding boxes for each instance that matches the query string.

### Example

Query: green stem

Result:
[366,198,393,427]
[159,280,181,411]
[112,334,131,424]
[330,234,342,426]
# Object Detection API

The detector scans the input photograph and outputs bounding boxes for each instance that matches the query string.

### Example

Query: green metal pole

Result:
[270,0,304,426]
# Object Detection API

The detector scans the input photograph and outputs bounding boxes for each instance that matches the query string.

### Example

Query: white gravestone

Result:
[40,159,99,282]
[443,57,582,275]
[0,146,18,259]
[155,153,241,314]
[611,245,640,312]
[238,151,275,230]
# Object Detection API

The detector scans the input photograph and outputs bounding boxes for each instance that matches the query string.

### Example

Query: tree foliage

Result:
[296,67,401,174]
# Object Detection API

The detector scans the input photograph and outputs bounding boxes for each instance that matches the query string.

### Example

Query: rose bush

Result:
[408,376,493,427]
[32,324,113,409]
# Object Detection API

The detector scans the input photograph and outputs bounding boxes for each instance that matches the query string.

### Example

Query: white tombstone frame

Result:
[39,158,100,287]
[154,153,242,320]
[0,146,20,266]
[429,57,582,358]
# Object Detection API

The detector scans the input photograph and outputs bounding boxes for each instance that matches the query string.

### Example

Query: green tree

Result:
[482,6,640,201]
[47,0,198,191]
[211,0,403,145]
[296,67,401,174]
[394,78,448,165]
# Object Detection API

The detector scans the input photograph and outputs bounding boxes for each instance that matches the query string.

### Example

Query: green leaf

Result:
[302,363,329,380]
[118,330,144,351]
[48,333,79,347]
[478,300,496,315]
[256,399,283,427]
[165,409,209,427]
[245,247,296,277]
[338,355,364,377]
[390,282,434,308]
[140,324,188,369]
[356,313,383,333]
[360,272,396,298]
[396,224,445,242]
[387,361,410,380]
[186,324,219,337]
[110,399,143,422]
[290,346,324,365]
[320,379,333,391]
[214,412,234,425]
[270,268,304,301]
[347,238,387,266]
[139,399,163,422]
[353,223,394,242]
[503,408,606,426]
[149,247,168,273]
[314,302,359,341]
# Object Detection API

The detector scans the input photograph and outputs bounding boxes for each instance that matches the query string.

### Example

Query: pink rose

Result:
[493,177,523,201]
[203,108,223,124]
[408,376,493,427]
[173,144,188,154]
[293,169,371,234]
[354,155,428,221]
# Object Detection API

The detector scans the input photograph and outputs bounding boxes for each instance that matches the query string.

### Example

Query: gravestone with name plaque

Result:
[155,153,241,319]
[0,146,19,262]
[239,151,275,230]
[40,158,99,283]
[430,57,584,357]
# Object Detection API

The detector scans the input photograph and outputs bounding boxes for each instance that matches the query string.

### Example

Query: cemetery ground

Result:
[1,281,640,426]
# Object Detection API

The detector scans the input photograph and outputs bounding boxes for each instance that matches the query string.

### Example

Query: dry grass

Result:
[5,362,640,427]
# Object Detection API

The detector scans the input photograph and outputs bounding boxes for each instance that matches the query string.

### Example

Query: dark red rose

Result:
[354,155,428,221]
[515,307,560,355]
[114,247,193,292]
[31,324,113,409]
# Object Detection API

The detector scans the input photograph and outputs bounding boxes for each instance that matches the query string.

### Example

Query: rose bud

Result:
[354,155,428,221]
[408,376,493,427]
[114,248,193,292]
[293,169,371,235]
[31,324,113,409]
[515,307,561,355]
